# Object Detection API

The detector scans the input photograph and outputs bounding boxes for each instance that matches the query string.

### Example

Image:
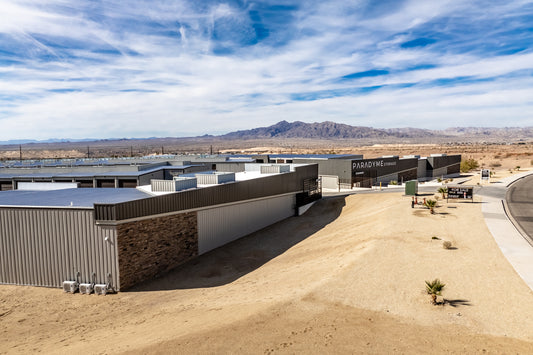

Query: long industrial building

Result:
[0,152,460,291]
[0,164,320,291]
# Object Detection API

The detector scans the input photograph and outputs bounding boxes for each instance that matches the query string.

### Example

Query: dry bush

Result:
[443,241,452,249]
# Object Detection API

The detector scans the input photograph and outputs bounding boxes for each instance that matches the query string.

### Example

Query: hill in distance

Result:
[1,121,532,148]
[220,120,532,141]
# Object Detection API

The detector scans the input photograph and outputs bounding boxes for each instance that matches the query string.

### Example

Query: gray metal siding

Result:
[431,166,448,178]
[197,194,296,254]
[0,208,118,289]
[417,159,427,179]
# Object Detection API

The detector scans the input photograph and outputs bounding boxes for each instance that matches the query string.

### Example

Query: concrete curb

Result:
[502,199,533,248]
[480,170,533,291]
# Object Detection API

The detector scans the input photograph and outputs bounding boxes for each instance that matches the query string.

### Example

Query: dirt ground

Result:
[1,186,533,353]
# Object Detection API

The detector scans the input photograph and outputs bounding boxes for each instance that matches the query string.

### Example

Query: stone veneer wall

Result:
[116,212,198,290]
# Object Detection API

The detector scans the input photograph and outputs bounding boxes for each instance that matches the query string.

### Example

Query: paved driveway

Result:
[507,174,533,245]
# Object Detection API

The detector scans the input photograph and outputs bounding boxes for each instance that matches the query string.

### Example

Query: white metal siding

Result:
[198,194,296,254]
[196,172,235,185]
[0,208,119,289]
[151,179,174,192]
[320,175,338,189]
[260,165,290,174]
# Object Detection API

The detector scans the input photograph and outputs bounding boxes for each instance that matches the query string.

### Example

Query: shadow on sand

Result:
[128,195,347,292]
[443,299,472,307]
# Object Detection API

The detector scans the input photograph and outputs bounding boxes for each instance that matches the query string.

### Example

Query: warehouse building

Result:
[0,159,207,191]
[0,164,320,291]
[418,154,462,180]
[0,153,461,192]
[258,153,460,188]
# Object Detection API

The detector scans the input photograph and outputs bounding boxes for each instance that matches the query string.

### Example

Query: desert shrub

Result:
[425,279,446,305]
[460,158,479,173]
[442,241,452,249]
[424,199,437,214]
[432,236,440,240]
[490,162,502,168]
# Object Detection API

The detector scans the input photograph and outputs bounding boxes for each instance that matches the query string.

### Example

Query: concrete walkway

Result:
[477,170,533,291]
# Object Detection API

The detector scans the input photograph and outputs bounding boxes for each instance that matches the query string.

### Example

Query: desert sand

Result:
[1,185,533,354]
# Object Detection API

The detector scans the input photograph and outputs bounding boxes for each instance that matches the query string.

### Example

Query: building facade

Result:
[0,164,320,290]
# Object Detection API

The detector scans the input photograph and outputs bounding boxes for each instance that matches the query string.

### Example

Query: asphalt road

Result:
[506,174,533,244]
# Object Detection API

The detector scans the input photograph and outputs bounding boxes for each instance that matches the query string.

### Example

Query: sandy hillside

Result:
[1,192,533,354]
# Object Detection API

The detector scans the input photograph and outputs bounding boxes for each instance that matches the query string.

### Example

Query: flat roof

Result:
[0,165,205,180]
[0,188,151,208]
[269,154,362,160]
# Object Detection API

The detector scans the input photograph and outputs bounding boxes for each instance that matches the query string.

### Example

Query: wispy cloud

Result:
[0,0,532,140]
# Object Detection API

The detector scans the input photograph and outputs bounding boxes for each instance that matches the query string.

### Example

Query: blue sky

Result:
[0,0,532,140]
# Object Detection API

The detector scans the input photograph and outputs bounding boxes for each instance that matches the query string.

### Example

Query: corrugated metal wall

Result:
[431,166,448,178]
[260,165,290,174]
[0,208,118,288]
[320,175,338,189]
[151,179,175,192]
[197,194,296,254]
[95,164,318,222]
[196,172,235,185]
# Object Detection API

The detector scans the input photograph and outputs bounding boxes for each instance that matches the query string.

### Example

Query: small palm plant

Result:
[424,199,437,214]
[438,187,447,199]
[425,279,445,305]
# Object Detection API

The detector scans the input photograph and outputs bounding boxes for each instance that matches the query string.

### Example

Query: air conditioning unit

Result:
[63,281,78,294]
[94,284,108,295]
[79,283,94,295]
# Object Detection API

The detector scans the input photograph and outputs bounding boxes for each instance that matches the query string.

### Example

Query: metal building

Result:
[0,164,320,291]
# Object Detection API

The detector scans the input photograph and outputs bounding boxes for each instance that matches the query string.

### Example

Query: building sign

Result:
[481,169,490,182]
[447,186,474,201]
[352,160,397,170]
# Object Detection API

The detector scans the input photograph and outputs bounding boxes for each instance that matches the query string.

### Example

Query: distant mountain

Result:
[0,138,97,145]
[221,120,438,140]
[441,127,533,138]
[2,122,531,148]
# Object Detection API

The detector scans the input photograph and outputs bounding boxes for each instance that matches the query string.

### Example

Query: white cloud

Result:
[0,0,532,140]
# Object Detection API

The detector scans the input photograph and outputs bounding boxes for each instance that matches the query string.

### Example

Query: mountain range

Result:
[1,121,532,146]
[220,120,532,141]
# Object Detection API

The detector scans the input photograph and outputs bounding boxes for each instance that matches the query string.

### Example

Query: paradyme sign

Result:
[352,160,397,170]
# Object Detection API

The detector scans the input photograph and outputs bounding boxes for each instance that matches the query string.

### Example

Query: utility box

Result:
[260,164,290,174]
[405,180,418,196]
[195,172,235,185]
[173,176,198,191]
